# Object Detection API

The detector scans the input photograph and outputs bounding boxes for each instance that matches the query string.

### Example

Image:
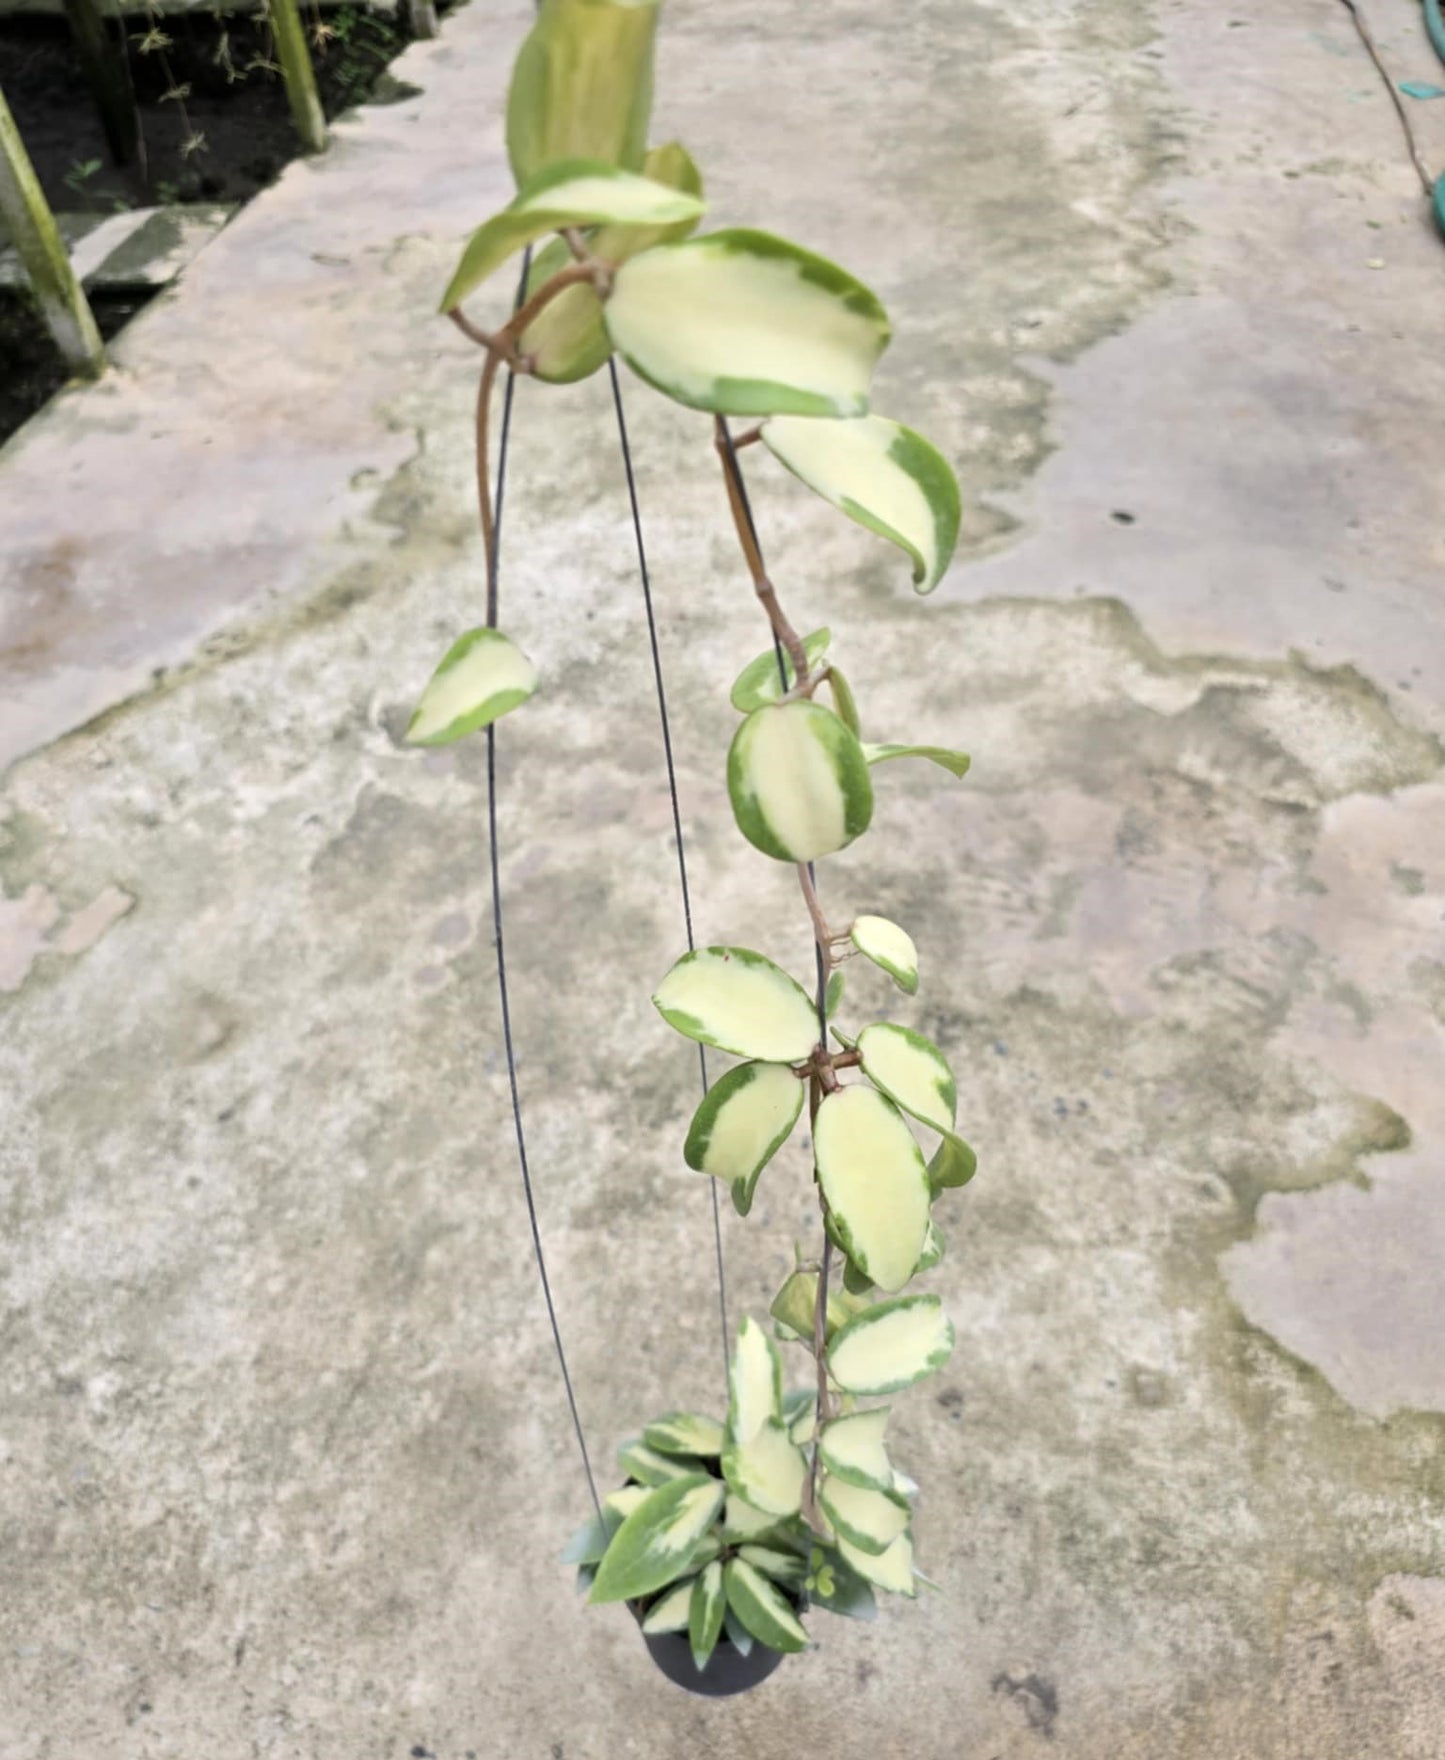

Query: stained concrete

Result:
[2,1,1444,1756]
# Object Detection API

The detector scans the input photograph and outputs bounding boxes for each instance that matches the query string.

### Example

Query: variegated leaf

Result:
[640,1575,697,1633]
[606,229,890,418]
[835,1530,917,1597]
[761,413,961,593]
[769,1269,846,1343]
[654,946,819,1064]
[818,1408,895,1494]
[856,1022,956,1135]
[722,1418,807,1517]
[406,628,537,747]
[643,1412,726,1458]
[689,1559,726,1671]
[588,1474,724,1605]
[727,1315,783,1448]
[684,1060,804,1209]
[506,0,659,186]
[849,915,919,995]
[728,700,873,864]
[827,1295,955,1398]
[730,627,832,713]
[617,1437,703,1487]
[814,1086,930,1293]
[819,1475,910,1556]
[724,1557,810,1653]
[863,740,971,779]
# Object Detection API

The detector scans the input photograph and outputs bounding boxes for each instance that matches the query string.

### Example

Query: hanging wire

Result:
[608,362,732,1383]
[485,254,602,1520]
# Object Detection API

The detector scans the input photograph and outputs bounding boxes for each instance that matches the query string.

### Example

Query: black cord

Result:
[609,361,733,1383]
[486,256,602,1520]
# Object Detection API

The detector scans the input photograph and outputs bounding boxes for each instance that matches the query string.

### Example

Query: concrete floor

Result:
[2,1,1443,1755]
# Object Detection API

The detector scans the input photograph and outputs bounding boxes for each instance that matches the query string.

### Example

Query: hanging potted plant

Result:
[408,0,976,1694]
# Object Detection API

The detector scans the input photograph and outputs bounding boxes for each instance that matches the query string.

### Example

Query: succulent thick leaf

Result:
[836,1531,917,1597]
[561,1506,621,1566]
[783,1388,817,1447]
[814,1086,930,1293]
[640,1576,697,1634]
[506,0,658,186]
[728,701,873,864]
[827,1295,955,1397]
[723,1419,807,1517]
[654,946,819,1063]
[863,740,971,779]
[520,141,703,383]
[723,1606,755,1656]
[739,1545,808,1589]
[727,1315,783,1448]
[824,968,846,1019]
[603,1484,648,1521]
[617,1438,703,1487]
[724,1558,810,1653]
[761,413,961,593]
[689,1560,726,1671]
[856,1022,956,1135]
[588,1474,724,1605]
[818,1408,894,1493]
[721,1494,784,1544]
[406,628,537,747]
[440,159,703,312]
[915,1219,946,1274]
[729,627,831,713]
[849,915,919,995]
[827,666,862,736]
[769,1269,846,1343]
[806,1545,878,1620]
[928,1131,978,1192]
[819,1476,911,1557]
[644,1412,725,1458]
[684,1061,803,1207]
[606,229,890,418]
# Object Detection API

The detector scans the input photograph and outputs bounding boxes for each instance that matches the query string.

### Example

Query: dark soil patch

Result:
[0,4,427,441]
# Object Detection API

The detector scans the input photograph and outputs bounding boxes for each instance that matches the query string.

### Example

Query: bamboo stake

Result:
[266,0,327,154]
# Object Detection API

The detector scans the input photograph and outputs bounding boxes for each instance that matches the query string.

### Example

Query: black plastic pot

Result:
[642,1626,785,1696]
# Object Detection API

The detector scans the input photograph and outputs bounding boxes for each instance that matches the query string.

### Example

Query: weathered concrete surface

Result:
[2,1,1444,1756]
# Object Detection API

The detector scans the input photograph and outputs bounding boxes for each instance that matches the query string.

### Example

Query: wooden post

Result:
[408,0,440,40]
[61,0,141,169]
[0,86,105,378]
[266,0,327,154]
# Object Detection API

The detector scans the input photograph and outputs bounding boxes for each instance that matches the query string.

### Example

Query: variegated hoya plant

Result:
[409,0,976,1674]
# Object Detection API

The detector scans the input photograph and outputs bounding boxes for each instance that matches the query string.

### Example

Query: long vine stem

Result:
[715,416,848,1536]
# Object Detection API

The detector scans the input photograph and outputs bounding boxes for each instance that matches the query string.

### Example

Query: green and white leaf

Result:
[814,1085,930,1293]
[603,1484,649,1521]
[520,141,703,383]
[807,1546,879,1620]
[761,413,961,594]
[818,1408,895,1494]
[914,1219,946,1274]
[827,1294,955,1397]
[723,1606,754,1656]
[782,1389,816,1446]
[686,1532,723,1573]
[857,1022,956,1135]
[849,915,918,995]
[863,740,971,779]
[739,1545,808,1589]
[684,1060,803,1209]
[441,158,703,311]
[640,1575,697,1634]
[928,1130,978,1192]
[723,1557,810,1653]
[606,229,890,418]
[819,1476,910,1557]
[654,946,819,1064]
[588,1474,725,1605]
[728,700,873,864]
[689,1559,726,1671]
[727,1314,783,1448]
[729,627,831,713]
[617,1438,703,1487]
[825,968,846,1018]
[506,0,659,186]
[722,1418,807,1517]
[721,1494,785,1544]
[643,1412,725,1458]
[835,1530,917,1597]
[406,628,537,747]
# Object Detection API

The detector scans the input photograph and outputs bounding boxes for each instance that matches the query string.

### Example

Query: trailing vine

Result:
[408,0,978,1675]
